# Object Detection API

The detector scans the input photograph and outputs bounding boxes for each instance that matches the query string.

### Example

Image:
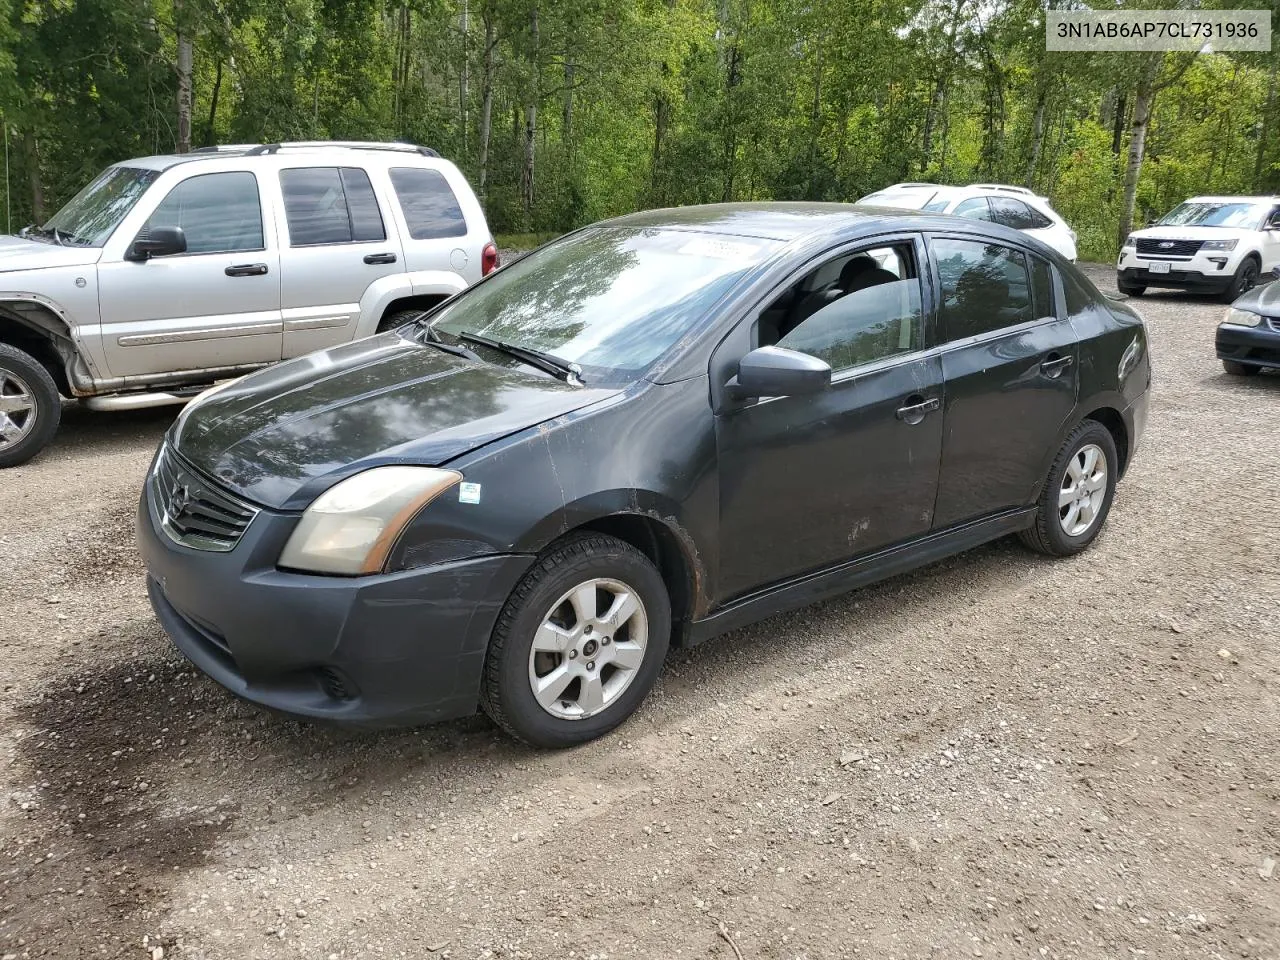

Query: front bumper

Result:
[138,468,534,727]
[1216,322,1280,370]
[1116,251,1236,292]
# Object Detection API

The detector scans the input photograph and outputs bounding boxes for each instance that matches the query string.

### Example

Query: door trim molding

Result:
[117,320,283,347]
[684,506,1036,646]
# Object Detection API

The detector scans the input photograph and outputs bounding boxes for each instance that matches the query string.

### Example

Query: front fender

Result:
[353,270,468,339]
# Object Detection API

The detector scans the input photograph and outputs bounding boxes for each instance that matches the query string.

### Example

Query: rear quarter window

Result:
[389,167,468,239]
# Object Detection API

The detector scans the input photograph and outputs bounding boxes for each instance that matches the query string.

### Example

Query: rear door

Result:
[274,165,405,357]
[385,165,483,285]
[928,234,1078,528]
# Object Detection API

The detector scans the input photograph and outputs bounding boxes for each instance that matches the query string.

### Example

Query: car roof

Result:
[1183,195,1280,204]
[600,202,1063,255]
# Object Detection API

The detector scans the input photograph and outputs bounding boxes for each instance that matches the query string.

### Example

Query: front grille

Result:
[1268,316,1280,333]
[152,447,257,552]
[1136,238,1203,257]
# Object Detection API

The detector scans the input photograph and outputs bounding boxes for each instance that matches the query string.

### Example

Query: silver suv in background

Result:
[0,141,496,467]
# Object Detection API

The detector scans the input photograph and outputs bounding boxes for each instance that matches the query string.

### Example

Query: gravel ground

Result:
[1,264,1278,960]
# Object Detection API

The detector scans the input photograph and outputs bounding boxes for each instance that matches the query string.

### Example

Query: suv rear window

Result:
[280,167,386,246]
[389,168,467,239]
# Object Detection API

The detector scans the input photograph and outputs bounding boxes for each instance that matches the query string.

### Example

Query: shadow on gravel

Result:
[46,402,176,459]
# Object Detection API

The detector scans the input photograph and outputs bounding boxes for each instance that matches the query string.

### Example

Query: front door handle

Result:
[225,263,268,277]
[363,252,398,265]
[1040,353,1075,378]
[895,394,941,424]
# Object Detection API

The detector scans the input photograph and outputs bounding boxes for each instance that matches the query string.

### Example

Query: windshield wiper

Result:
[419,324,484,363]
[22,225,62,245]
[456,331,583,385]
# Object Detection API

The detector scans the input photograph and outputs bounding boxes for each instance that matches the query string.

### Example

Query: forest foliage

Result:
[1,0,1278,261]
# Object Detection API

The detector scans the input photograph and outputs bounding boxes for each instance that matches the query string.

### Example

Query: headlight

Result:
[279,466,462,575]
[1201,239,1238,251]
[1222,307,1262,328]
[1121,235,1135,250]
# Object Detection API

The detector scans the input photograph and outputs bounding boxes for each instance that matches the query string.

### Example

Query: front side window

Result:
[934,238,1039,340]
[389,167,468,239]
[39,166,161,247]
[144,171,264,255]
[1157,201,1268,229]
[429,227,780,383]
[953,197,993,221]
[758,242,924,372]
[280,166,387,246]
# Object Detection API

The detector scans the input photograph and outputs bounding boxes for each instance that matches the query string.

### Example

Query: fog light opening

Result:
[317,667,358,702]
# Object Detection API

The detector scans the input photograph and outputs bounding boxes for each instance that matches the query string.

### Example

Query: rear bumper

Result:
[138,479,534,728]
[1216,323,1280,370]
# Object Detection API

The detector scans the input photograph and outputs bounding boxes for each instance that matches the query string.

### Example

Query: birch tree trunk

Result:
[520,7,539,216]
[176,29,193,153]
[478,3,495,194]
[1118,55,1161,248]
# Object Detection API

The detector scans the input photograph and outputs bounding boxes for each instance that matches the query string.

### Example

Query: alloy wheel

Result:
[0,371,37,451]
[527,577,648,720]
[1058,442,1107,537]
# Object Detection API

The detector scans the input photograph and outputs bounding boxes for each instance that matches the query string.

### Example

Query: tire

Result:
[1218,257,1260,304]
[1117,280,1145,297]
[0,342,61,469]
[376,309,430,334]
[1223,359,1260,377]
[480,533,672,748]
[1019,420,1119,558]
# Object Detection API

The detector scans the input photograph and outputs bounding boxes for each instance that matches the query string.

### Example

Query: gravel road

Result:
[2,265,1277,960]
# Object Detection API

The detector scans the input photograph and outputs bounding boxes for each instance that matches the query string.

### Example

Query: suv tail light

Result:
[481,242,500,276]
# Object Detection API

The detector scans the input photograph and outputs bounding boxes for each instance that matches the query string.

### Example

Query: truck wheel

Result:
[376,309,429,334]
[0,342,61,468]
[1117,280,1145,297]
[1218,258,1259,304]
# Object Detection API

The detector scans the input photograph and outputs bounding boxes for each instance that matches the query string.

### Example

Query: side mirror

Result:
[732,346,831,399]
[1265,215,1280,232]
[127,225,186,261]
[1145,219,1157,228]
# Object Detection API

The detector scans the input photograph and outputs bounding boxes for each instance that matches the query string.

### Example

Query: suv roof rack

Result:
[885,182,940,189]
[971,183,1036,196]
[242,141,440,158]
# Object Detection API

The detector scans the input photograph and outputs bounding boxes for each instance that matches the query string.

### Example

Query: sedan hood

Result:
[0,234,102,273]
[1231,277,1280,316]
[172,333,620,510]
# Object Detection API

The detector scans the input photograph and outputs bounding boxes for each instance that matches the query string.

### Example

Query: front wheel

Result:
[480,533,671,748]
[1117,279,1145,297]
[1019,421,1118,557]
[1218,258,1259,304]
[1223,359,1260,377]
[0,343,61,469]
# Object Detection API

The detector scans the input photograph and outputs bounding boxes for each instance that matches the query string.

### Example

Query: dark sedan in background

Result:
[1218,266,1280,376]
[138,203,1151,748]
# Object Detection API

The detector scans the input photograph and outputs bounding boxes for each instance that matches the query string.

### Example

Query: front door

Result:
[928,234,1079,528]
[274,165,406,357]
[97,170,282,379]
[714,236,945,601]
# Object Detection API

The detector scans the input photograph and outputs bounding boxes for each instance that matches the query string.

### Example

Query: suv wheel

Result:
[480,533,671,748]
[1019,420,1118,558]
[376,309,429,334]
[1219,257,1259,304]
[0,343,61,468]
[1117,280,1145,297]
[1223,359,1260,377]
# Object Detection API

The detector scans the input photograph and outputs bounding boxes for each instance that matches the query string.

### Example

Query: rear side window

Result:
[953,197,993,221]
[280,166,387,246]
[389,167,468,239]
[145,171,263,255]
[991,197,1053,230]
[934,238,1037,340]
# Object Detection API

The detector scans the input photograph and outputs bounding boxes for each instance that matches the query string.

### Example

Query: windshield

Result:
[39,166,160,246]
[428,227,781,383]
[1157,201,1266,229]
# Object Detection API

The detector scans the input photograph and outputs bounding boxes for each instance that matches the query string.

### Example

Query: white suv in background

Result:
[1116,195,1280,302]
[856,182,1078,261]
[0,141,496,466]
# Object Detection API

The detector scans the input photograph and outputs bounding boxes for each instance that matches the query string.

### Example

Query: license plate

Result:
[1149,261,1171,274]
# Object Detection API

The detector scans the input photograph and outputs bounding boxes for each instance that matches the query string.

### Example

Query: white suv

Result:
[0,141,496,467]
[1116,195,1280,302]
[856,182,1078,261]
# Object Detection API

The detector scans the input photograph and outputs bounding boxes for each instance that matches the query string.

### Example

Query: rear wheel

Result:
[1223,359,1260,377]
[1019,420,1118,558]
[0,342,61,468]
[480,533,671,748]
[376,309,430,334]
[1218,258,1259,304]
[1117,279,1145,297]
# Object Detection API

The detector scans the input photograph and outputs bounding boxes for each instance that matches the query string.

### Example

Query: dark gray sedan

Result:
[139,203,1151,747]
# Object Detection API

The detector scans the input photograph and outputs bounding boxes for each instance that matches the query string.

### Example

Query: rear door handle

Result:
[363,252,398,265]
[1040,353,1075,377]
[225,263,268,277]
[895,395,941,424]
